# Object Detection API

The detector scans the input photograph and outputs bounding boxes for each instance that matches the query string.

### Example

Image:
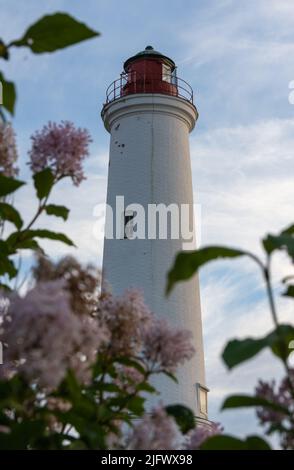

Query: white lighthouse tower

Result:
[101,46,208,423]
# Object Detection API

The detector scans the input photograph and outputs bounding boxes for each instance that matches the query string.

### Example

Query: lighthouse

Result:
[101,46,208,423]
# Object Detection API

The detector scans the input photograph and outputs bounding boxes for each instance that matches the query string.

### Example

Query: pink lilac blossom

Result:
[98,289,153,357]
[142,317,195,373]
[185,422,223,449]
[28,121,92,185]
[115,365,145,394]
[255,372,294,449]
[0,425,10,434]
[127,406,181,450]
[255,376,292,425]
[0,122,18,177]
[0,280,108,390]
[46,397,72,412]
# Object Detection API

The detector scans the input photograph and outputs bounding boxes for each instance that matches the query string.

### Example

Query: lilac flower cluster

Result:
[0,280,108,390]
[98,289,195,373]
[255,372,294,449]
[0,284,195,393]
[128,406,182,450]
[142,317,195,373]
[28,121,92,185]
[127,406,222,450]
[98,289,153,357]
[185,422,223,449]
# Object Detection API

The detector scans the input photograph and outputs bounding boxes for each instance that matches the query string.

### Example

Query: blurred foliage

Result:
[167,222,294,449]
[0,12,100,115]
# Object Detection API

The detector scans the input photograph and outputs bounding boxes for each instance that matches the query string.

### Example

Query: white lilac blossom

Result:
[0,122,18,177]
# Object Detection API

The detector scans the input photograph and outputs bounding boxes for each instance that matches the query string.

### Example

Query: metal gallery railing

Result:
[104,71,194,104]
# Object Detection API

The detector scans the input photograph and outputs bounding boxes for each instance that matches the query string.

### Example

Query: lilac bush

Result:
[4,117,294,451]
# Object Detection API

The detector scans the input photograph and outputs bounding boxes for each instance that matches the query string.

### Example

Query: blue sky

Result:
[1,0,294,443]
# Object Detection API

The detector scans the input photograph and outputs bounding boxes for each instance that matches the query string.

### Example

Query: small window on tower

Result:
[124,210,135,239]
[162,64,171,83]
[196,383,209,418]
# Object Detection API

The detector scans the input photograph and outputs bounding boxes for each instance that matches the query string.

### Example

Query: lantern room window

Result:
[162,63,171,83]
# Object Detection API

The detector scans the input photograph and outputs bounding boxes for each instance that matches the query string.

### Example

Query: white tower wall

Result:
[102,93,207,418]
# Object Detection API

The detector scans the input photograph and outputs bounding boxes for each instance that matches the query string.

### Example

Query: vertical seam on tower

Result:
[151,100,155,299]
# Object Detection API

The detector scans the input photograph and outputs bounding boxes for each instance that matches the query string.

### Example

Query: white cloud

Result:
[192,119,294,256]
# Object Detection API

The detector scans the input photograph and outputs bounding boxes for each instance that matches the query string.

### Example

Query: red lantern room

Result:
[104,46,193,104]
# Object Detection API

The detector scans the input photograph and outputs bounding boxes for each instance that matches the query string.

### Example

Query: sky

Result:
[1,0,294,443]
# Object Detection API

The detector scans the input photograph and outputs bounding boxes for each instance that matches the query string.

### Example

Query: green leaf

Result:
[10,13,100,54]
[0,240,10,256]
[136,382,157,394]
[0,40,9,60]
[0,174,25,197]
[67,440,87,450]
[93,382,121,393]
[200,434,271,450]
[125,396,145,415]
[222,324,294,369]
[23,229,75,247]
[165,404,195,434]
[116,357,146,376]
[0,282,11,291]
[166,246,246,294]
[200,435,247,450]
[263,234,294,260]
[269,325,294,360]
[0,71,16,115]
[33,168,54,200]
[263,224,294,260]
[281,223,294,235]
[0,375,28,402]
[283,285,294,298]
[163,371,178,383]
[96,404,113,421]
[30,229,75,246]
[0,420,45,450]
[14,238,44,253]
[223,337,267,369]
[45,204,69,220]
[222,395,289,415]
[244,436,272,450]
[6,229,75,252]
[0,256,17,279]
[0,202,23,229]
